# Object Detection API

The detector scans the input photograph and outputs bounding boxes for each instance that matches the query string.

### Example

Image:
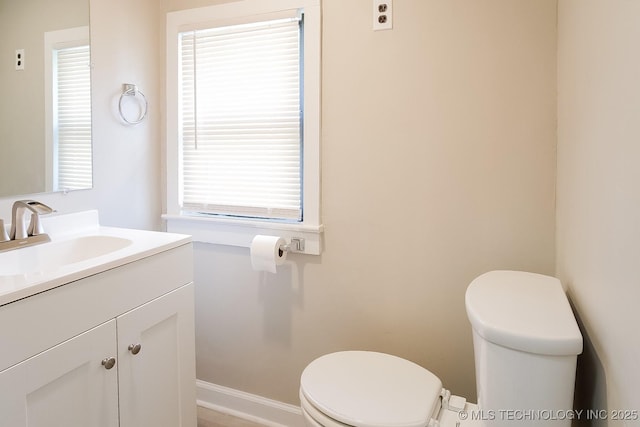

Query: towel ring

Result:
[118,83,148,125]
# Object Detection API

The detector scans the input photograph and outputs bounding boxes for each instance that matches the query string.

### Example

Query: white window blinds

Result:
[179,17,302,221]
[54,45,92,191]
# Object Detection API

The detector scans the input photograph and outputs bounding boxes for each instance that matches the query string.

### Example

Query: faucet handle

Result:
[27,213,45,236]
[0,219,9,242]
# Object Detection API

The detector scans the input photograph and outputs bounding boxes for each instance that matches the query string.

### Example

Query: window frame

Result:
[164,0,322,255]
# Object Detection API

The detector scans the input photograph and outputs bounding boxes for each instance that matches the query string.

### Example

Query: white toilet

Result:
[299,271,583,427]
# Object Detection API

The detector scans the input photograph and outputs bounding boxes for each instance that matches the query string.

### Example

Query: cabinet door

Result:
[0,320,119,427]
[117,283,196,427]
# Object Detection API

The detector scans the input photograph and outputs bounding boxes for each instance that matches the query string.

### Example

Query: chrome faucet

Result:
[10,200,54,240]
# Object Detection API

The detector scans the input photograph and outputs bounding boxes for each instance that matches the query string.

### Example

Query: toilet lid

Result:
[300,351,443,427]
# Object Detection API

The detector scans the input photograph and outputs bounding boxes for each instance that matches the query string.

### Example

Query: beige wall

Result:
[557,0,640,415]
[88,0,163,230]
[188,0,558,404]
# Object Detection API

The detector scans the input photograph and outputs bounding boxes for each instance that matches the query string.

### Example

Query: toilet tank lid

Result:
[465,271,583,356]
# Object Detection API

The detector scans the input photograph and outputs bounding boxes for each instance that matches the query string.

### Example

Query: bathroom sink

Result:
[0,235,132,276]
[0,210,190,306]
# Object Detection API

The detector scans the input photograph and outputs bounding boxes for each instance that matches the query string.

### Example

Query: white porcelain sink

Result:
[0,210,190,306]
[0,235,132,276]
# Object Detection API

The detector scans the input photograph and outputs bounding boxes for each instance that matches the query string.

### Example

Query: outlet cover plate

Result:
[15,49,25,70]
[373,0,393,31]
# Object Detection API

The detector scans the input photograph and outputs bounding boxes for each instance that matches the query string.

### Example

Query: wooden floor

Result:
[197,406,268,427]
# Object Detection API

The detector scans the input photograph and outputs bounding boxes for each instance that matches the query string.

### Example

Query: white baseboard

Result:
[196,380,305,427]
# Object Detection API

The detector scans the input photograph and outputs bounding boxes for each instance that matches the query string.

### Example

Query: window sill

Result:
[162,214,323,255]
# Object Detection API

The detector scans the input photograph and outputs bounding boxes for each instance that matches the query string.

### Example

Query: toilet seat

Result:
[300,391,351,427]
[300,351,444,427]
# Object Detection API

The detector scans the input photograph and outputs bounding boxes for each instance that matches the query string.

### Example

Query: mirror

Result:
[0,0,91,198]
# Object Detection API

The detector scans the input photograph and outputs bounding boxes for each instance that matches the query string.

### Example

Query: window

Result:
[165,0,322,254]
[180,17,302,221]
[53,44,92,190]
[44,27,92,193]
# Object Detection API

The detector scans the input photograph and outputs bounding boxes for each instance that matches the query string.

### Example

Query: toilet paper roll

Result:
[250,235,287,273]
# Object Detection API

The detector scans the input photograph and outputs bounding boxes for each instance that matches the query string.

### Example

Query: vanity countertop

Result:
[0,210,190,306]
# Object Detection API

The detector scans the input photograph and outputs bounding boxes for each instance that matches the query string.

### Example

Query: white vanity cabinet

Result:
[0,320,120,427]
[0,242,196,427]
[117,283,195,427]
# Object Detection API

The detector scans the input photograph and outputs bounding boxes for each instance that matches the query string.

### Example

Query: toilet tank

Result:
[465,271,583,426]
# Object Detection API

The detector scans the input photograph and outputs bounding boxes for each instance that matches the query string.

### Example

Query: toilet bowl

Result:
[299,271,583,427]
[300,350,478,427]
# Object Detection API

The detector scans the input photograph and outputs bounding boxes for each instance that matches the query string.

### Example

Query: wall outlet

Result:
[15,49,25,71]
[373,0,393,31]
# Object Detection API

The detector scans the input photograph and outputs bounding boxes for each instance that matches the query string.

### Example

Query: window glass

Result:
[54,44,92,191]
[179,17,302,221]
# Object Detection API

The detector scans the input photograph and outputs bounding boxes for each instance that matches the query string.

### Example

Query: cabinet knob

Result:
[128,343,142,355]
[101,357,116,370]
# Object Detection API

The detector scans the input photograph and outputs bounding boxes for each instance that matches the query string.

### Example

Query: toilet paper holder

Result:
[281,237,305,254]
